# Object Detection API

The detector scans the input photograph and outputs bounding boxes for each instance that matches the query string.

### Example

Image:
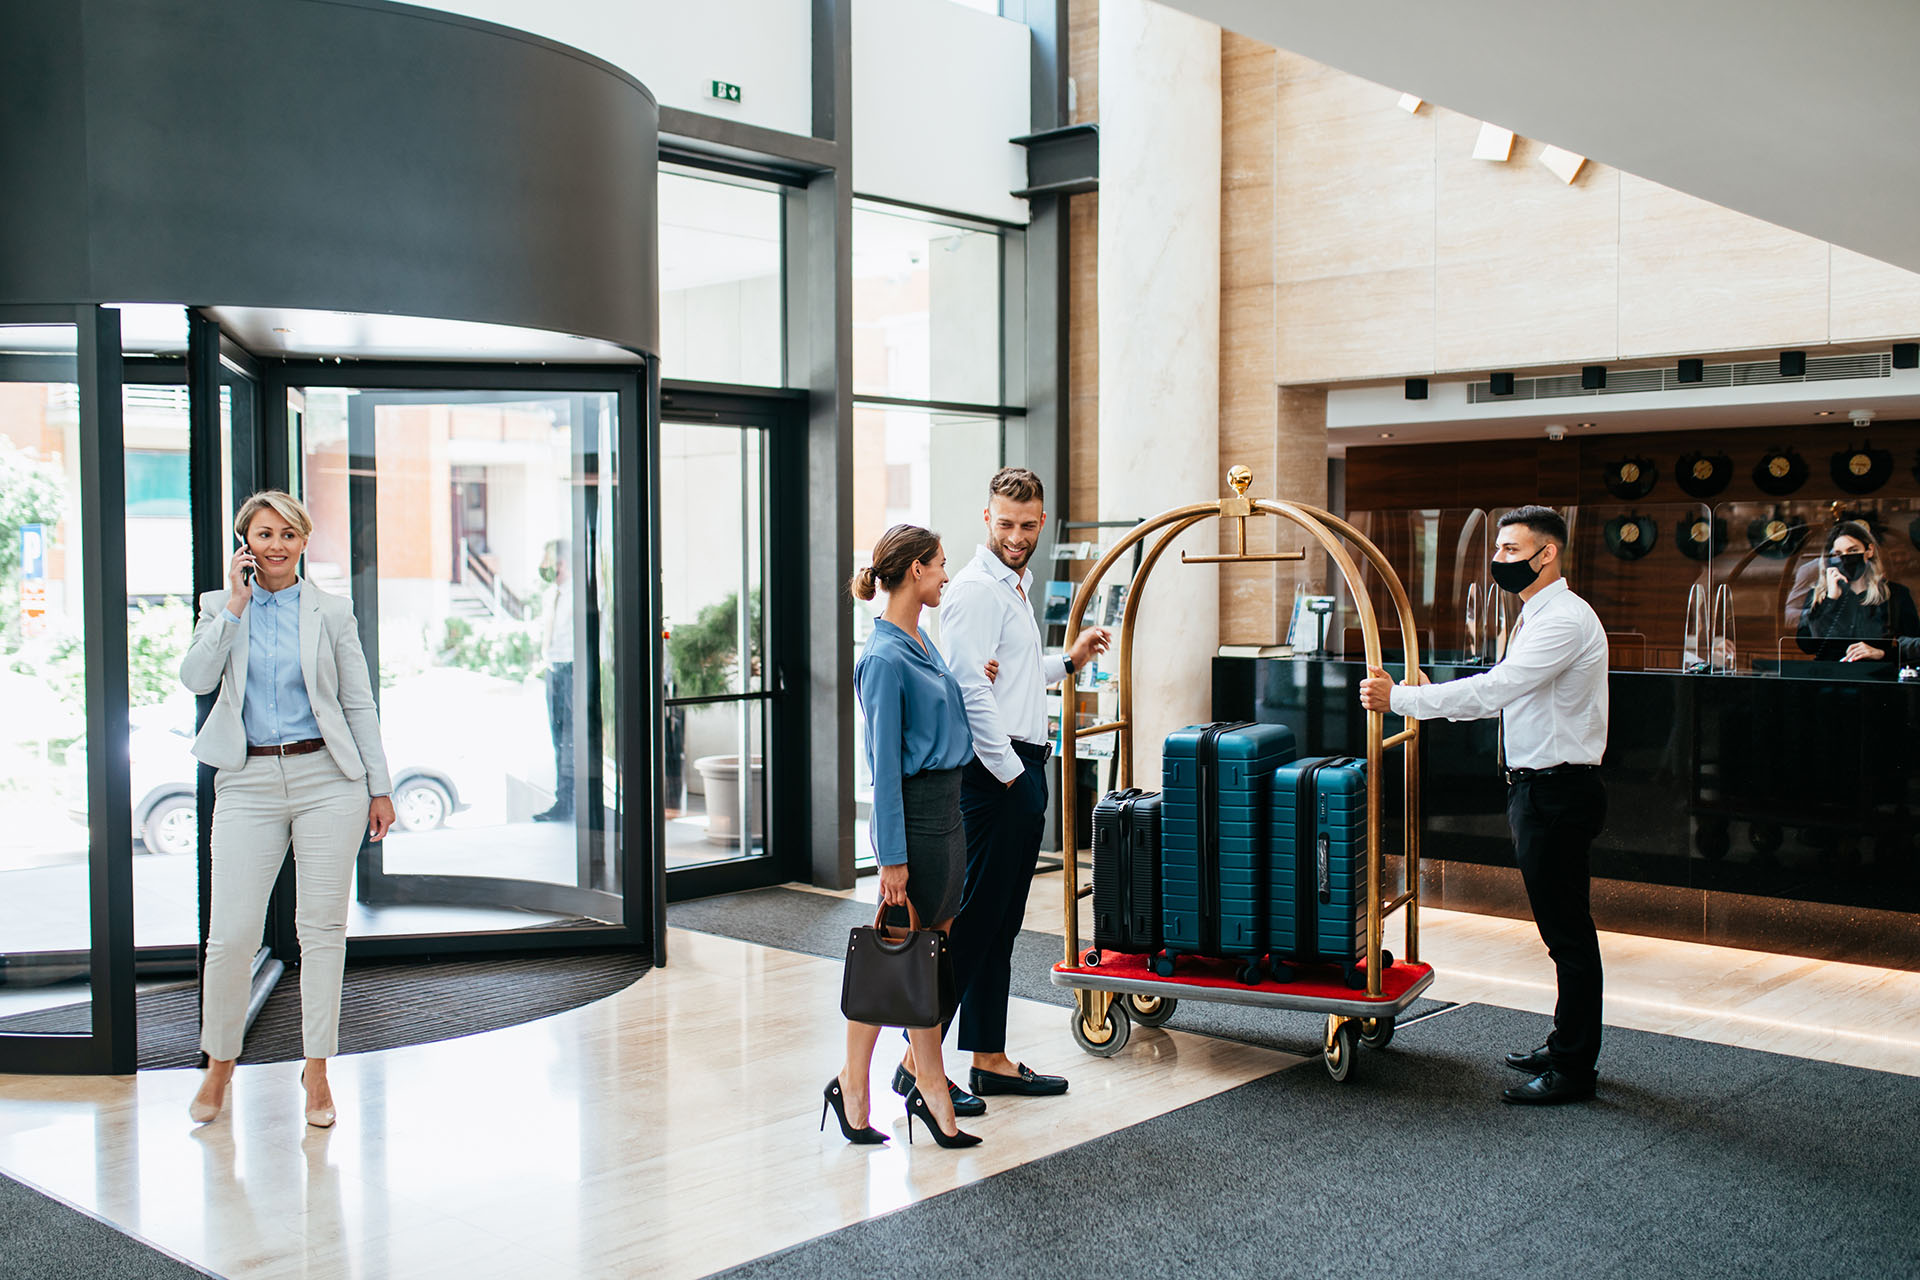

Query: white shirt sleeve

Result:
[1042,652,1069,687]
[1389,612,1585,723]
[939,579,1023,784]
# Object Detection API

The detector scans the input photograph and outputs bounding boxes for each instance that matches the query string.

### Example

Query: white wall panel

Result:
[416,0,813,136]
[852,0,1031,224]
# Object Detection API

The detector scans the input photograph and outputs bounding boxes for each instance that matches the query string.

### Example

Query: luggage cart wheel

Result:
[1127,993,1178,1027]
[1359,1016,1395,1050]
[1324,1018,1359,1083]
[1071,1000,1132,1058]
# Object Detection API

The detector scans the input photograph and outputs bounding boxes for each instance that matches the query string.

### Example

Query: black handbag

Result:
[840,900,955,1029]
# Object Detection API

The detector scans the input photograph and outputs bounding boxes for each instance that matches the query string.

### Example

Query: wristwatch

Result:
[1063,654,1076,674]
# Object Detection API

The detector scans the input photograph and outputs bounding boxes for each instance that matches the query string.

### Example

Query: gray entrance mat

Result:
[711,1002,1920,1280]
[667,885,1448,1057]
[0,952,651,1069]
[0,1172,219,1280]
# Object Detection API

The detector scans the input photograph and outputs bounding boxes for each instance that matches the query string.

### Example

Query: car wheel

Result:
[393,778,453,832]
[142,795,197,856]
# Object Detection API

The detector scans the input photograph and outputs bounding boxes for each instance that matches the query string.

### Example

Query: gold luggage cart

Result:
[1049,467,1434,1082]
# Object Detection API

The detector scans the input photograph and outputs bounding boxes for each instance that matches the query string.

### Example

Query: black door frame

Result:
[660,381,811,904]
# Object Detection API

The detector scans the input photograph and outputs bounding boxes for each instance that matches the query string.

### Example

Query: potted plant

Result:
[667,591,763,844]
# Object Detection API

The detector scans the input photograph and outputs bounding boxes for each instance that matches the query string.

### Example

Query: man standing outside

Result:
[534,538,573,824]
[1359,506,1609,1105]
[894,467,1109,1114]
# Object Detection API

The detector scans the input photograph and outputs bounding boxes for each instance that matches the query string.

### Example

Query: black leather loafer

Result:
[1504,1043,1553,1074]
[969,1063,1069,1097]
[1500,1069,1596,1106]
[891,1064,985,1118]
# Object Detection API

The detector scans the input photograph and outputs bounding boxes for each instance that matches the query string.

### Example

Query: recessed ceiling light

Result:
[1815,410,1834,416]
[1575,422,1594,428]
[1378,432,1394,439]
[272,327,292,334]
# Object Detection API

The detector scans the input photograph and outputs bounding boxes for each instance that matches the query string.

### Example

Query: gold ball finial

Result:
[1227,465,1253,496]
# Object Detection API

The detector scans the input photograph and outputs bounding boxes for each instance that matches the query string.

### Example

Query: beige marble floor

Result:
[2,877,1916,1280]
[0,926,1290,1280]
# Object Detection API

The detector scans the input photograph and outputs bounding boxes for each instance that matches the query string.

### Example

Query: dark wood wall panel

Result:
[1348,420,1920,666]
[1349,420,1920,511]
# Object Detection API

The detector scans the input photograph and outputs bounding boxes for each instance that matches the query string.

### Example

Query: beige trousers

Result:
[201,751,370,1061]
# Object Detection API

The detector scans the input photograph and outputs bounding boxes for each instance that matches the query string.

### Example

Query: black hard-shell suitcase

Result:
[1091,788,1163,957]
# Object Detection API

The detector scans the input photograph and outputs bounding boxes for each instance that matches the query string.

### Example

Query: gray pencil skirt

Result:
[891,767,965,926]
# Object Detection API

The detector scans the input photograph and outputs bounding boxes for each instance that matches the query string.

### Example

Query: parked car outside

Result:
[64,678,502,855]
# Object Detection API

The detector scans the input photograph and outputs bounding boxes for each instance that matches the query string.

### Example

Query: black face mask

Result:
[1491,548,1545,594]
[1829,552,1868,583]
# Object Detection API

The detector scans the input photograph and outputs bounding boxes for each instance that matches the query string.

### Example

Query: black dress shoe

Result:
[890,1063,985,1117]
[969,1063,1069,1097]
[1500,1069,1596,1106]
[1504,1043,1553,1074]
[531,805,572,823]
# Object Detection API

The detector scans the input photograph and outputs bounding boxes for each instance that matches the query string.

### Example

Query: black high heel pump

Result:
[904,1086,982,1149]
[822,1077,888,1145]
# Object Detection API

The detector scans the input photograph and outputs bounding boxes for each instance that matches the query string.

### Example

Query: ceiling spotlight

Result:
[1472,122,1515,162]
[1575,422,1594,428]
[1378,432,1394,439]
[1538,145,1586,184]
[1815,410,1835,416]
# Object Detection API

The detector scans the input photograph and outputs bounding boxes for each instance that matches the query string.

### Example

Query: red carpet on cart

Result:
[1056,951,1433,1002]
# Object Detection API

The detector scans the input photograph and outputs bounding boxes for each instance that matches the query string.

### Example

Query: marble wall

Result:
[1098,0,1222,784]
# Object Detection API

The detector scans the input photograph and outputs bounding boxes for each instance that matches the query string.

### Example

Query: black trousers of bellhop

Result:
[1505,770,1607,1076]
[945,747,1050,1054]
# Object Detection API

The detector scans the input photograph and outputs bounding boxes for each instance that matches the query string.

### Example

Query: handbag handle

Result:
[870,898,925,954]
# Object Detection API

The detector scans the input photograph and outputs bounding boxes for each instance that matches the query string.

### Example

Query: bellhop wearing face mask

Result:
[1359,506,1610,1105]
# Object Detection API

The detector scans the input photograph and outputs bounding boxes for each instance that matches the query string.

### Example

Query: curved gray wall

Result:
[0,0,658,355]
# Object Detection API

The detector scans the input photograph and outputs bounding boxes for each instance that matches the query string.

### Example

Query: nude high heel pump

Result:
[188,1069,227,1124]
[299,1069,337,1129]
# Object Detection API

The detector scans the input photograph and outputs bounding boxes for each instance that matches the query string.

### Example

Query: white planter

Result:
[693,754,764,846]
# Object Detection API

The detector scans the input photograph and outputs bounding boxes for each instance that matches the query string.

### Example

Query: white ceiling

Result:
[1164,0,1920,274]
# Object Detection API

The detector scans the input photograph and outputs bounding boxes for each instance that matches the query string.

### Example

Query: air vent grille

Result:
[1467,352,1893,404]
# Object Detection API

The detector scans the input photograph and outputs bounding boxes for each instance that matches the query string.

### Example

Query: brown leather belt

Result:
[248,738,327,758]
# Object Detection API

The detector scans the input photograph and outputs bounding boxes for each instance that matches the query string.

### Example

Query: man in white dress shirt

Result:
[1361,506,1610,1105]
[893,467,1109,1113]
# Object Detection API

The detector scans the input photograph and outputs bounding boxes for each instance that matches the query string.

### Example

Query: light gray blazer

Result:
[178,582,393,795]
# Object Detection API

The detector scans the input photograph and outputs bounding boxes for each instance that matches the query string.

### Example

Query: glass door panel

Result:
[660,422,767,871]
[298,387,624,938]
[120,381,199,949]
[0,334,93,1025]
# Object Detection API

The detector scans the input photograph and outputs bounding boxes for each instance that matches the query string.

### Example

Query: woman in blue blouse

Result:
[827,524,982,1149]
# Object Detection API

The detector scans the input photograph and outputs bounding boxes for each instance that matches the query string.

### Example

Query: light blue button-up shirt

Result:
[221,580,322,747]
[855,620,975,867]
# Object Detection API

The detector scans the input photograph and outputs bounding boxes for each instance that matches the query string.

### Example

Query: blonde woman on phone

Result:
[179,490,395,1129]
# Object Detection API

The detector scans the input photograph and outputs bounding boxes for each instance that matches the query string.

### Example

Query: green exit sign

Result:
[710,80,743,103]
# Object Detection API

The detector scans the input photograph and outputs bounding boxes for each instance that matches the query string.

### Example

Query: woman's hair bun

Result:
[849,565,878,601]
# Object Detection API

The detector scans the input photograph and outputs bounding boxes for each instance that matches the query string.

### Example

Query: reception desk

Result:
[1213,656,1920,966]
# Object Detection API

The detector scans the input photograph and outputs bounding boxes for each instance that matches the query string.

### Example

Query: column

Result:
[1098,0,1222,787]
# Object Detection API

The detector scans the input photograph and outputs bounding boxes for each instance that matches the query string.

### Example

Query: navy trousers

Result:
[945,747,1050,1054]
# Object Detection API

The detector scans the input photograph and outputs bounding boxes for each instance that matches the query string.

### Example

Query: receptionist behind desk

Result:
[1795,521,1920,670]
